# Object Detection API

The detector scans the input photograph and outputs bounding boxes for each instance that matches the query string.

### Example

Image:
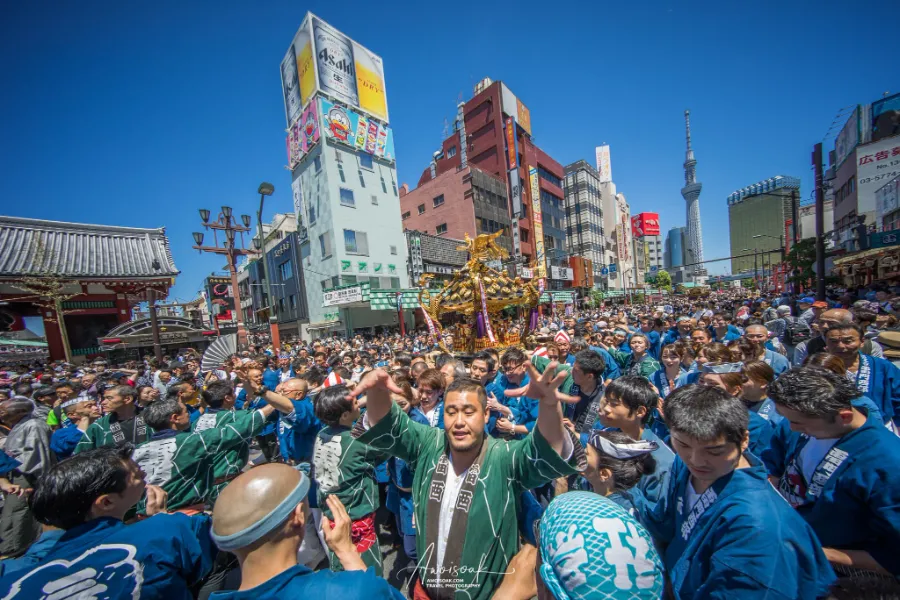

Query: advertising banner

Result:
[631,212,660,237]
[834,106,859,168]
[320,98,396,162]
[323,285,363,307]
[310,15,389,123]
[876,175,900,226]
[280,44,303,126]
[595,145,612,183]
[529,167,546,279]
[550,266,573,281]
[287,100,321,169]
[291,175,305,226]
[509,168,522,219]
[206,276,236,331]
[505,117,518,170]
[856,138,900,214]
[500,83,531,135]
[616,224,627,263]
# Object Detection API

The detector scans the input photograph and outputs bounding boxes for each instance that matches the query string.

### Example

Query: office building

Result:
[727,176,800,274]
[563,160,605,289]
[399,166,513,256]
[405,230,468,288]
[403,78,569,289]
[280,14,409,336]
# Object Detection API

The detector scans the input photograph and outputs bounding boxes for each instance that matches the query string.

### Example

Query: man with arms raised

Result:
[74,384,150,452]
[354,364,583,599]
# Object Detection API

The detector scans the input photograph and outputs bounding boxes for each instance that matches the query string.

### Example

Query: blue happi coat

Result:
[486,374,537,439]
[746,398,784,426]
[277,397,321,462]
[0,515,214,600]
[746,409,774,458]
[650,367,689,399]
[762,409,900,575]
[236,388,278,436]
[762,349,790,376]
[710,324,741,343]
[848,352,900,430]
[640,454,835,599]
[209,564,403,600]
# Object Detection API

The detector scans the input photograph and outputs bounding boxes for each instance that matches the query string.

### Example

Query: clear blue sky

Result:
[1,0,893,300]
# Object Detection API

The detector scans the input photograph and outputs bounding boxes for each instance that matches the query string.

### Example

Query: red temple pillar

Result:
[43,312,65,362]
[114,293,131,323]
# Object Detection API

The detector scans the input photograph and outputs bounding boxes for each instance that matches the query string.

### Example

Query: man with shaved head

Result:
[209,464,402,599]
[793,308,860,366]
[743,324,790,375]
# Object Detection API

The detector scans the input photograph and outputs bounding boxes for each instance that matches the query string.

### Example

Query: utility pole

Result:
[813,143,826,301]
[256,182,280,351]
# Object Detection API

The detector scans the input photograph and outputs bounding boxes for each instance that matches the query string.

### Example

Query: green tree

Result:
[785,238,816,287]
[740,278,755,289]
[589,289,605,308]
[655,270,673,292]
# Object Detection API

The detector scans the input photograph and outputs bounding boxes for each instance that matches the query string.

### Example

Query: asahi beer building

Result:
[280,13,410,337]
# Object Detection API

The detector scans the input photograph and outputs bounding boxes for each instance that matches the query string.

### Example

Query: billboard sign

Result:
[609,264,617,273]
[500,84,531,135]
[529,167,545,279]
[320,98,396,162]
[631,212,660,237]
[323,285,363,307]
[280,45,303,126]
[505,117,518,170]
[834,106,860,168]
[206,276,236,331]
[871,93,900,142]
[287,100,321,169]
[282,13,389,126]
[595,145,612,183]
[550,266,573,281]
[508,168,522,219]
[856,138,900,214]
[876,175,900,226]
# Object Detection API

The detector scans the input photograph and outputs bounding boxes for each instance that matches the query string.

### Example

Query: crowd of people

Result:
[1,286,900,599]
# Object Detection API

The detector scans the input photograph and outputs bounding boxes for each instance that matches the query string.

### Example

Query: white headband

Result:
[588,432,658,459]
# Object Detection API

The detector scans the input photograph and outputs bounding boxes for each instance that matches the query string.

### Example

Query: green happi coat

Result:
[73,412,151,454]
[313,423,390,574]
[133,408,267,512]
[358,402,581,600]
[193,409,253,502]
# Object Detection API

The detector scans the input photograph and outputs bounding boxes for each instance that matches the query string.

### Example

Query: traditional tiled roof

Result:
[0,216,179,279]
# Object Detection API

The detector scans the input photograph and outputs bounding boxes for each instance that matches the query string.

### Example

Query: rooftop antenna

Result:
[442,118,449,138]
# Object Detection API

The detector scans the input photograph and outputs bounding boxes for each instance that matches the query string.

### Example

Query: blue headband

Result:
[210,471,310,551]
[702,362,744,374]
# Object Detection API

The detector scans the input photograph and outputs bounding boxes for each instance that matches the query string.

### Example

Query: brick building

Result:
[399,78,569,288]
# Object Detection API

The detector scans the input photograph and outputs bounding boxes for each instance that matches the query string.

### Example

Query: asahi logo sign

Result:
[312,17,359,108]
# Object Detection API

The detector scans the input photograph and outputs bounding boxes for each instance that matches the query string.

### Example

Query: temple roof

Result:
[0,216,179,279]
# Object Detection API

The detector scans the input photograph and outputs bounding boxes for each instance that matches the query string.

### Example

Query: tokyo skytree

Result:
[681,110,705,275]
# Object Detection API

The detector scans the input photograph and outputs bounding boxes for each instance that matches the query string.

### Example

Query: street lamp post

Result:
[148,258,163,362]
[753,233,786,293]
[256,182,280,351]
[193,207,256,350]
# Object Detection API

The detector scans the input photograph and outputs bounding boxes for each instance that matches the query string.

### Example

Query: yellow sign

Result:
[297,39,316,109]
[355,54,388,123]
[529,167,545,279]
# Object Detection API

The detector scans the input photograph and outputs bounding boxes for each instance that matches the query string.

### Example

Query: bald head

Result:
[281,378,309,396]
[213,464,305,543]
[820,309,853,324]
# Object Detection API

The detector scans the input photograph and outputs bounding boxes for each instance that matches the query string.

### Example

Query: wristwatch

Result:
[257,385,269,397]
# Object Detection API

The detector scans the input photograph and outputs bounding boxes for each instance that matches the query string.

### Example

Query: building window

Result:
[278,298,285,314]
[537,166,562,188]
[332,276,339,288]
[371,195,378,206]
[358,170,366,187]
[447,146,457,158]
[402,211,411,221]
[390,277,400,289]
[390,245,397,255]
[433,194,445,207]
[369,277,381,290]
[359,153,373,170]
[418,204,426,215]
[392,178,398,196]
[520,229,529,243]
[289,295,297,310]
[278,260,293,281]
[321,279,329,292]
[308,204,316,224]
[344,229,369,255]
[436,223,448,235]
[319,232,332,258]
[342,275,357,285]
[340,188,355,207]
[380,176,387,193]
[337,163,346,182]
[314,156,322,172]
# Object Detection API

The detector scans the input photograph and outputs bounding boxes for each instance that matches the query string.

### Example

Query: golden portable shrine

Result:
[417,232,541,353]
